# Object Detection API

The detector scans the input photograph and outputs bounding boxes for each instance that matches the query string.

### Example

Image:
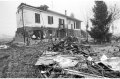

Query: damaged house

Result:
[15,3,82,44]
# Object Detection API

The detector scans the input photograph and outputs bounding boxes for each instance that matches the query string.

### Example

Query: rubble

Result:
[0,45,9,49]
[35,56,55,65]
[53,55,79,68]
[1,36,120,78]
[100,56,120,72]
[42,51,59,56]
[100,54,108,61]
[33,37,120,78]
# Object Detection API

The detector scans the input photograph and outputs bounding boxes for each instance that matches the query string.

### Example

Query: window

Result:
[74,22,76,29]
[35,13,40,23]
[32,30,43,40]
[59,18,64,28]
[48,16,53,24]
[48,30,52,34]
[59,19,64,25]
[76,22,80,29]
[71,24,73,29]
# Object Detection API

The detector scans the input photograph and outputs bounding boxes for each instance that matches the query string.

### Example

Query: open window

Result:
[59,18,65,28]
[32,30,43,40]
[48,29,52,34]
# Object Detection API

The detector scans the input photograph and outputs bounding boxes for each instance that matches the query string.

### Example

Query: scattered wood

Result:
[34,37,120,78]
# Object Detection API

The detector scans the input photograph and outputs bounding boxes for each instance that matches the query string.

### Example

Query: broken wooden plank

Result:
[64,69,107,78]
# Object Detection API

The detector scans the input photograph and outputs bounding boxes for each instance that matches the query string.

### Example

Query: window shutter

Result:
[50,16,52,24]
[76,22,80,29]
[48,16,49,24]
[74,22,76,29]
[48,16,50,24]
[59,19,61,25]
[35,13,40,23]
[63,19,65,28]
[52,16,53,24]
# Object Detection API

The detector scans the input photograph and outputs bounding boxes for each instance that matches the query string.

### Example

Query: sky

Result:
[0,0,120,37]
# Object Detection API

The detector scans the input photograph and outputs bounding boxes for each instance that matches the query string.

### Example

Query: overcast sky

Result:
[0,0,120,37]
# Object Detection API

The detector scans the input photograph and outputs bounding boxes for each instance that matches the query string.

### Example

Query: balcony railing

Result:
[58,24,68,29]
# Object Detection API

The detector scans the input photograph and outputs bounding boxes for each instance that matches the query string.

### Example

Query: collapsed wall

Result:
[14,26,81,45]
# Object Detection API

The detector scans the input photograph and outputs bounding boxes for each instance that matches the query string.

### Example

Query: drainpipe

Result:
[21,7,25,44]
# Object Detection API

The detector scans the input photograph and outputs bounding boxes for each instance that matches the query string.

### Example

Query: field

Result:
[0,42,53,78]
[0,41,120,78]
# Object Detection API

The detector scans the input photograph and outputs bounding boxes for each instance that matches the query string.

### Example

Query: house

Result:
[15,3,82,44]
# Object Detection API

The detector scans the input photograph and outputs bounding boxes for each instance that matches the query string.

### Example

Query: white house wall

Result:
[16,10,23,28]
[22,8,67,28]
[67,19,75,29]
[16,7,81,30]
[67,20,81,30]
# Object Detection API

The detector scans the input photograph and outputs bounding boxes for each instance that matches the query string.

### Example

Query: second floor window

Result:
[35,13,40,23]
[59,18,65,28]
[59,19,64,25]
[48,16,53,24]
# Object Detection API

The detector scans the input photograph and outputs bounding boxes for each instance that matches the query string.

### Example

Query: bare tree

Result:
[109,4,120,21]
[86,18,89,42]
[109,4,120,33]
[83,11,91,42]
[70,13,75,18]
[82,4,93,42]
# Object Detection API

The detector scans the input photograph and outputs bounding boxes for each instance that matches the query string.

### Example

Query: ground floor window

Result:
[31,30,43,40]
[48,29,52,34]
[56,29,66,38]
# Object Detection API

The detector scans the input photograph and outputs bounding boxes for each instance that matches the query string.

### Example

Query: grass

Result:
[0,41,51,78]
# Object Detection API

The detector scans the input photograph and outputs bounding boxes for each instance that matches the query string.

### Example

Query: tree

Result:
[38,5,49,11]
[70,13,75,18]
[109,4,120,34]
[88,1,112,43]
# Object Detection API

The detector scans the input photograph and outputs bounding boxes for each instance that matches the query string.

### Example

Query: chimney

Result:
[65,10,67,16]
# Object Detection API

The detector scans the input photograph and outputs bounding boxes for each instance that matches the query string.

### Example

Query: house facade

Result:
[15,3,82,44]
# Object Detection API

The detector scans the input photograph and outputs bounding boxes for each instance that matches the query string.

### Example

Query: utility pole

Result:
[21,7,25,44]
[65,10,68,37]
[86,18,89,42]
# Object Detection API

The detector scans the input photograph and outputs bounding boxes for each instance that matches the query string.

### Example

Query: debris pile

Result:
[34,37,120,78]
[0,45,9,49]
[47,37,94,56]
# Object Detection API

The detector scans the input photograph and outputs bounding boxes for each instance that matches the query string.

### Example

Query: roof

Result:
[18,3,82,22]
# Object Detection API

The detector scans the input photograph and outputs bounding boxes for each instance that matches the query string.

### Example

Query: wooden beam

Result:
[64,69,107,78]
